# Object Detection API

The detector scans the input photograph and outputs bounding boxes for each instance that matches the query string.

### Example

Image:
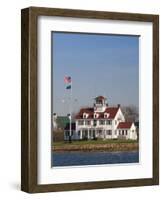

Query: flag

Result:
[66,85,71,89]
[64,76,71,83]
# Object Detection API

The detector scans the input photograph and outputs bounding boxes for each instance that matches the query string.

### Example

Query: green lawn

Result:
[53,139,138,147]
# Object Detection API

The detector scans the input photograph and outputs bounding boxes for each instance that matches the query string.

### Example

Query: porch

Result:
[77,128,106,140]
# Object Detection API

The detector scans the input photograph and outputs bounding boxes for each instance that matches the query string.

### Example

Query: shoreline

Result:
[52,142,138,152]
[53,149,139,153]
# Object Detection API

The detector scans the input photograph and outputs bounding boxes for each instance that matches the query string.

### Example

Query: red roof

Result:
[105,107,119,119]
[117,122,133,129]
[75,107,94,119]
[95,96,105,100]
[75,107,119,119]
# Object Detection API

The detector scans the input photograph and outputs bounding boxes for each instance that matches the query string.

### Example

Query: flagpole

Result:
[64,76,72,143]
[69,80,72,143]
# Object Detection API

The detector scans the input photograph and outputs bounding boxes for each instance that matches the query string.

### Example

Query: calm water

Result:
[52,151,139,167]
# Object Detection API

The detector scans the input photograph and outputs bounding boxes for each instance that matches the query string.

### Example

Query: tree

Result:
[121,105,139,122]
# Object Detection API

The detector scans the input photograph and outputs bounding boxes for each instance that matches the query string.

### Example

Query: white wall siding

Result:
[65,108,137,140]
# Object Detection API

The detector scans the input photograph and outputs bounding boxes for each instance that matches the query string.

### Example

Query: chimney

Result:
[117,104,120,108]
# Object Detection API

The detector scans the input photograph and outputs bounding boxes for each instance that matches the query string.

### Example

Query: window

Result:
[93,120,97,126]
[107,130,112,135]
[78,120,84,125]
[83,113,88,118]
[106,120,112,125]
[122,130,124,135]
[65,131,69,137]
[94,113,99,118]
[85,120,91,125]
[99,120,104,125]
[125,130,128,135]
[115,120,117,125]
[119,130,121,135]
[104,113,109,118]
[78,130,80,136]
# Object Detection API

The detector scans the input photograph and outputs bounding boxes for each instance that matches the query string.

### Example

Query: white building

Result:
[64,96,137,140]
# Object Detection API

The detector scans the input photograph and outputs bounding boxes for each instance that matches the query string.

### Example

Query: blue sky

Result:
[52,32,139,115]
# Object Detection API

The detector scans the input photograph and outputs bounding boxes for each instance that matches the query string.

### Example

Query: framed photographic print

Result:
[21,7,159,193]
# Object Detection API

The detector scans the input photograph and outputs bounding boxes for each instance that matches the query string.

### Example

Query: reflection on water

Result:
[52,151,139,167]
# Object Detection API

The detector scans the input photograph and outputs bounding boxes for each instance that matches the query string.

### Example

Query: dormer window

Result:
[94,113,99,118]
[104,113,109,118]
[83,113,88,119]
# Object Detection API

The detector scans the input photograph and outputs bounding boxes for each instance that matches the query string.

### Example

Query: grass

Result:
[53,139,138,147]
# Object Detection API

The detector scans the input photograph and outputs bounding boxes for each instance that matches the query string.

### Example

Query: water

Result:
[52,151,139,167]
